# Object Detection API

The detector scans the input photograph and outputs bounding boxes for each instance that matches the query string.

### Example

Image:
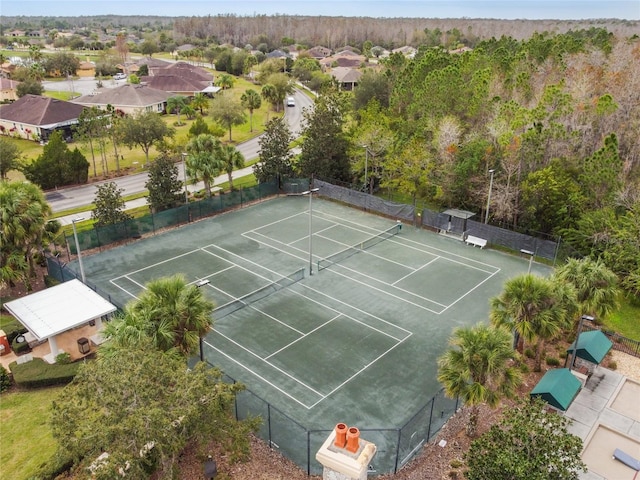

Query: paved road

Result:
[46,88,313,214]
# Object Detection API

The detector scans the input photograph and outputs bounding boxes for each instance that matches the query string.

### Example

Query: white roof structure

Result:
[4,280,117,341]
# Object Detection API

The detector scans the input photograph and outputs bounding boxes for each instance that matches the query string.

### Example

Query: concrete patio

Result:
[0,321,104,371]
[563,366,640,479]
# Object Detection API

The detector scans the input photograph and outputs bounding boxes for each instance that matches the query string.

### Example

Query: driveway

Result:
[42,76,127,97]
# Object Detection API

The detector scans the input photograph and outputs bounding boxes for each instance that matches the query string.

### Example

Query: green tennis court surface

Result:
[81,196,550,432]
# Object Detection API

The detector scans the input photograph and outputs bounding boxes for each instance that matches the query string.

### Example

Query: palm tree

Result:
[191,93,209,115]
[437,324,521,437]
[167,95,187,125]
[261,83,278,118]
[0,181,52,290]
[554,257,619,320]
[215,73,235,90]
[220,144,245,191]
[240,89,262,132]
[120,275,214,357]
[186,134,224,197]
[490,274,576,371]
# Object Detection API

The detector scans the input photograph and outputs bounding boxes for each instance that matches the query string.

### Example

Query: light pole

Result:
[484,168,495,224]
[568,315,594,370]
[302,188,319,275]
[71,217,85,283]
[360,145,369,193]
[181,152,189,204]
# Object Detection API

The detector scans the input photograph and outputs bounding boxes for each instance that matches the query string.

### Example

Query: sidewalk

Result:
[55,166,256,226]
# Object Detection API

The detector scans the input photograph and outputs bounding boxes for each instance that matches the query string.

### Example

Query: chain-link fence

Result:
[64,181,279,254]
[218,369,460,475]
[47,176,576,475]
[315,179,564,264]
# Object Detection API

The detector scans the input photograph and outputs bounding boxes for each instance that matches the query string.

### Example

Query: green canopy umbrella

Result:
[566,330,613,365]
[530,368,582,411]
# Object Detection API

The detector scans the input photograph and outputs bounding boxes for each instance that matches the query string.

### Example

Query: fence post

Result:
[307,430,311,475]
[394,428,402,473]
[267,404,272,449]
[426,396,435,440]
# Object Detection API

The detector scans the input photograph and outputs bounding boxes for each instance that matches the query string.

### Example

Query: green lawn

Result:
[10,74,280,181]
[603,296,640,340]
[0,387,63,480]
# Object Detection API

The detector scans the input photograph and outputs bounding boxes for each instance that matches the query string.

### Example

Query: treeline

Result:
[2,15,638,50]
[293,29,640,296]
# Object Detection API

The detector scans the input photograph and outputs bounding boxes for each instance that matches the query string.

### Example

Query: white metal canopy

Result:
[4,279,117,341]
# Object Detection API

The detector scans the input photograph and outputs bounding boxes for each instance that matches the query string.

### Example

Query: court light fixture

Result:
[484,169,495,224]
[71,217,86,283]
[302,188,320,276]
[181,152,189,204]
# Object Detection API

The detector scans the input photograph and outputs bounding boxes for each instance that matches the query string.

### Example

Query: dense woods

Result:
[301,28,640,298]
[2,15,638,49]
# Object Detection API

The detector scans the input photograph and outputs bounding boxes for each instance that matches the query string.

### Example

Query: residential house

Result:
[0,94,85,142]
[140,61,218,97]
[320,53,366,69]
[306,46,332,59]
[391,46,417,58]
[76,60,96,77]
[0,78,20,102]
[72,84,171,115]
[329,67,363,91]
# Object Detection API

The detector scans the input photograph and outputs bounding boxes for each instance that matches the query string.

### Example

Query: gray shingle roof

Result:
[72,84,172,107]
[0,94,84,126]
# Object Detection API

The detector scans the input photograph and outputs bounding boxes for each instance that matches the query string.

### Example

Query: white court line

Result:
[202,338,318,409]
[392,257,439,286]
[109,278,140,301]
[315,231,418,271]
[315,209,499,273]
[293,283,412,339]
[439,267,501,314]
[244,229,446,313]
[249,209,309,231]
[264,313,342,360]
[307,340,407,409]
[208,330,326,398]
[110,246,219,281]
[290,223,337,246]
[244,303,306,335]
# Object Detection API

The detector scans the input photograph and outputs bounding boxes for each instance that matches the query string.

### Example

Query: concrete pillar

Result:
[316,424,376,480]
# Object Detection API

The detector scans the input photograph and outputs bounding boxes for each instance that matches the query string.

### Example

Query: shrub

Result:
[10,358,80,388]
[608,360,617,370]
[0,365,12,393]
[450,458,463,468]
[519,363,530,373]
[545,356,561,366]
[524,348,535,359]
[44,275,61,288]
[11,334,31,355]
[5,325,27,345]
[56,352,72,364]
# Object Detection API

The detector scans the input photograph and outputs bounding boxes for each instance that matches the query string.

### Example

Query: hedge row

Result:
[10,358,80,388]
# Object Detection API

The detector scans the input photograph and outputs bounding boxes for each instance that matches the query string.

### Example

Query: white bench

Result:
[465,235,487,249]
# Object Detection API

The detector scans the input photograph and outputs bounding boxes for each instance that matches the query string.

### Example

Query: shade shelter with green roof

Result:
[530,368,582,411]
[566,330,613,365]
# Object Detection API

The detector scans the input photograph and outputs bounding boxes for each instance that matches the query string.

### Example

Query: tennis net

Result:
[317,223,402,271]
[213,268,305,319]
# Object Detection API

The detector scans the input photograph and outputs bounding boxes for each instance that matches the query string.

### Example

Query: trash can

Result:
[77,337,90,354]
[0,330,10,356]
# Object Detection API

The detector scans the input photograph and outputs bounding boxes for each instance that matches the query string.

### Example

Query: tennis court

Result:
[79,195,549,468]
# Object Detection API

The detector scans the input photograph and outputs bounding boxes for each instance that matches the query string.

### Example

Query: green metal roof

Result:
[530,368,582,411]
[566,330,613,365]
